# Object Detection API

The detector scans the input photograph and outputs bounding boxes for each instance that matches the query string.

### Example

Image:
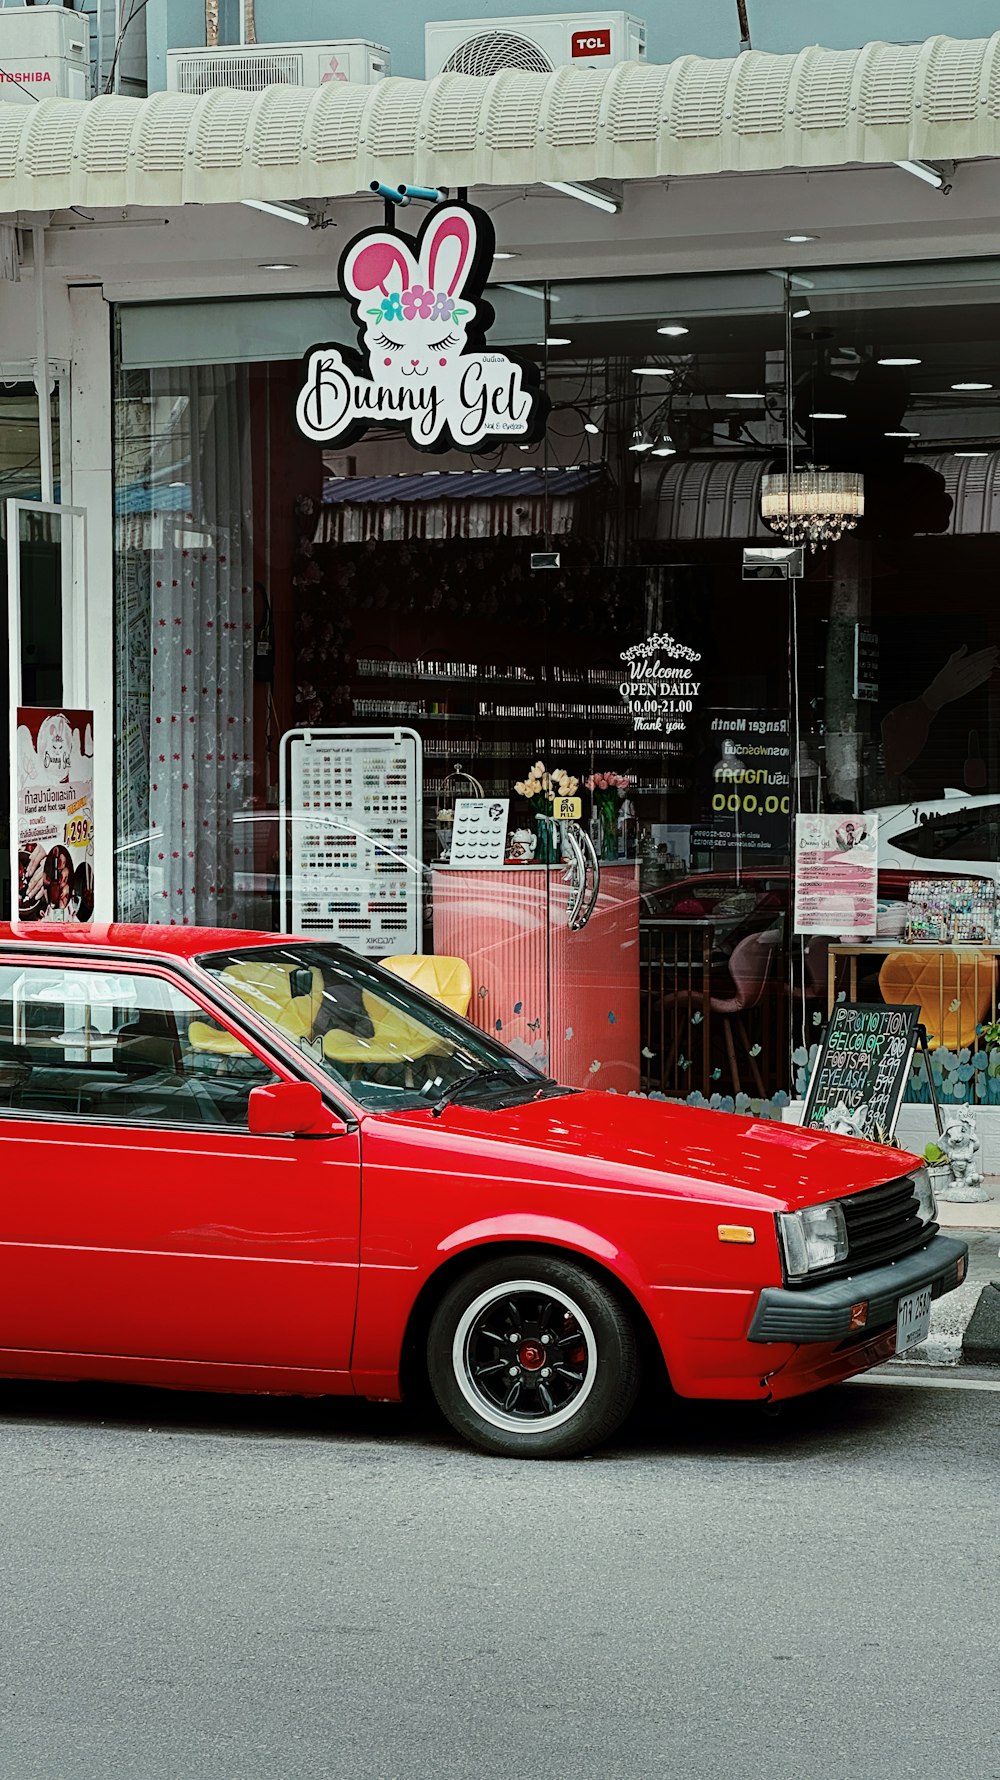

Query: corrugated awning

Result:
[3,33,1000,213]
[315,467,600,544]
[643,452,1000,537]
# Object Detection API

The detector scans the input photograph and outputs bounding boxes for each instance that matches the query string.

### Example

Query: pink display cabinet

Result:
[432,863,640,1093]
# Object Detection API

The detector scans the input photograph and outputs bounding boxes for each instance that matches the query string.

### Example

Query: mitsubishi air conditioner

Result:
[166,39,390,97]
[0,5,91,103]
[426,12,646,78]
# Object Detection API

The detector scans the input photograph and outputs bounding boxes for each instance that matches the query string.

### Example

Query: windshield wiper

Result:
[430,1066,554,1116]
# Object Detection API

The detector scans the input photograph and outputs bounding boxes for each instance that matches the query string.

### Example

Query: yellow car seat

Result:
[188,960,324,1057]
[380,954,472,1017]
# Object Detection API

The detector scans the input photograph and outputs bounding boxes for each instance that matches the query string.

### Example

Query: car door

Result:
[0,955,361,1376]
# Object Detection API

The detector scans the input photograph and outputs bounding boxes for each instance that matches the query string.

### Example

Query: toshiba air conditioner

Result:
[166,39,390,97]
[0,5,91,103]
[426,12,646,77]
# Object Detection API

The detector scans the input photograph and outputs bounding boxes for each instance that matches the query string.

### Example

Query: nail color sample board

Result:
[280,727,422,956]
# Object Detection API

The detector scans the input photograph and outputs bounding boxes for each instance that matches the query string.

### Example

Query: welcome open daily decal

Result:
[295,202,549,453]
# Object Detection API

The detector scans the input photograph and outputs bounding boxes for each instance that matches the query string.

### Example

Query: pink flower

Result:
[402,284,434,320]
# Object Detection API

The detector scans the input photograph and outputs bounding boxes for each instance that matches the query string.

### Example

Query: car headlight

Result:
[778,1201,848,1278]
[910,1165,937,1226]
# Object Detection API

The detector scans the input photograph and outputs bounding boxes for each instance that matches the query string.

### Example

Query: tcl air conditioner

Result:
[166,39,390,97]
[0,5,91,104]
[426,12,646,77]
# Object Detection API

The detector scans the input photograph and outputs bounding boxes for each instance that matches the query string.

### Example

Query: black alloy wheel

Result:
[427,1252,641,1459]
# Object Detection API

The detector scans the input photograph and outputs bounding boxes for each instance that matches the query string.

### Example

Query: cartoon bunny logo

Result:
[296,202,547,452]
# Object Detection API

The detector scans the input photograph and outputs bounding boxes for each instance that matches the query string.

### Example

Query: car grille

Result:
[786,1173,937,1287]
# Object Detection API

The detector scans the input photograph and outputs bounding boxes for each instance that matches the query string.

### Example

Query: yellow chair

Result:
[878,949,995,1051]
[381,954,473,1017]
[321,956,472,1069]
[189,960,324,1057]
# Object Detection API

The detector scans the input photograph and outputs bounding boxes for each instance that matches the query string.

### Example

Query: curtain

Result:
[143,364,254,926]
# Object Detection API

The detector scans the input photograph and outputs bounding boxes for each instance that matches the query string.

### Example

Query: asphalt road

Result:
[1,1376,998,1780]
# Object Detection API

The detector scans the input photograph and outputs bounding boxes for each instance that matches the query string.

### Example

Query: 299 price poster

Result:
[16,707,95,923]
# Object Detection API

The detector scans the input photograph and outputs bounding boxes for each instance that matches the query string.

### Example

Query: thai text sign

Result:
[295,202,548,453]
[16,707,95,923]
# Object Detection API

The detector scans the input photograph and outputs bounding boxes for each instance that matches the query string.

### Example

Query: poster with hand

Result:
[16,708,95,924]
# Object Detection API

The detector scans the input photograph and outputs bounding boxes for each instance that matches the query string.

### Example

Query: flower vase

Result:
[534,814,561,865]
[595,796,620,862]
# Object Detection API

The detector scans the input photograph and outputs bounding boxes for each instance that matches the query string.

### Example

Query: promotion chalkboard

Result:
[803,1003,920,1141]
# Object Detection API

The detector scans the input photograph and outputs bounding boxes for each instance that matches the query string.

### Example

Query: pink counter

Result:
[432,863,640,1093]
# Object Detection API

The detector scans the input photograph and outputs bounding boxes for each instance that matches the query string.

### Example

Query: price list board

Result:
[280,728,422,957]
[803,1003,920,1141]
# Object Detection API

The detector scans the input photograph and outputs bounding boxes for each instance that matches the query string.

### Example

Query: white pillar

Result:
[32,226,54,505]
[69,284,114,923]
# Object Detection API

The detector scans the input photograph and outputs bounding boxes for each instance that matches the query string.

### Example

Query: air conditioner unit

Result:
[0,6,91,104]
[166,39,390,97]
[426,12,646,78]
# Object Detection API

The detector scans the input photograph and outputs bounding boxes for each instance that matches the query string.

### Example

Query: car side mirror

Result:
[247,1081,345,1138]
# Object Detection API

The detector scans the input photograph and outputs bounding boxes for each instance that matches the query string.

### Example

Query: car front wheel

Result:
[427,1253,640,1459]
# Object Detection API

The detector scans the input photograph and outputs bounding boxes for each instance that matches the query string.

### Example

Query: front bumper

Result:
[747,1232,968,1344]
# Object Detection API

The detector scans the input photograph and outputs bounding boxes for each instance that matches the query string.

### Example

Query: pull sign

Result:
[572,27,612,55]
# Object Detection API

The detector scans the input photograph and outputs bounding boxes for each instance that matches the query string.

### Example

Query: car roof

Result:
[0,923,290,963]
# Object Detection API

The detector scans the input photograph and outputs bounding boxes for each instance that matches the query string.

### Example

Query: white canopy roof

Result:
[1,32,1000,214]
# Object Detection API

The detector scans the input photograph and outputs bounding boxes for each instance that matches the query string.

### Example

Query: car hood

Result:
[377,1091,918,1212]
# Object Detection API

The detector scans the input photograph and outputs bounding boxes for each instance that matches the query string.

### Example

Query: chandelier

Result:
[760,467,864,548]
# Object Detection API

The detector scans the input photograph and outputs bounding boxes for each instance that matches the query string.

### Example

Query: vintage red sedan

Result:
[0,925,968,1458]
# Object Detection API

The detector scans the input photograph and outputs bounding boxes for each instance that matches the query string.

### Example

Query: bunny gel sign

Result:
[295,202,548,453]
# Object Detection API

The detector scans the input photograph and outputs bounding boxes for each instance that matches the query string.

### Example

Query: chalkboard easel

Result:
[803,1002,942,1143]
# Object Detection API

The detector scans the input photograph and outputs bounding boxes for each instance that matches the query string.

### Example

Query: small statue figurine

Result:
[821,1101,867,1140]
[936,1105,989,1202]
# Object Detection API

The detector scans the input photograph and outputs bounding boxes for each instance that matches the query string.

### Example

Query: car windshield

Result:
[197,943,562,1114]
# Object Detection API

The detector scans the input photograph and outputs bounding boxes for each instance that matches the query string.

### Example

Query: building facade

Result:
[4,13,1000,1109]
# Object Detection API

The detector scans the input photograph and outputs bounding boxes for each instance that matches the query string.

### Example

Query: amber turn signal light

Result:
[717,1224,756,1244]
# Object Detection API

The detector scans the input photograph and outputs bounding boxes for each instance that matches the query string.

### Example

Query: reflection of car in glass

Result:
[0,925,968,1459]
[877,793,1000,883]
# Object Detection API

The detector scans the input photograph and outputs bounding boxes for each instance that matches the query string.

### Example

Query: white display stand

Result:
[279,726,422,957]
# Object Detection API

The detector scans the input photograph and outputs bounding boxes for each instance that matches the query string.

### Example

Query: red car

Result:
[0,925,967,1458]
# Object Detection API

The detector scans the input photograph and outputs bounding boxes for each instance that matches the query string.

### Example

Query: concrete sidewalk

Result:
[884,1212,1000,1370]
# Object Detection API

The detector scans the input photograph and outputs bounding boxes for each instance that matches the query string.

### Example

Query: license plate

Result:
[895,1286,932,1353]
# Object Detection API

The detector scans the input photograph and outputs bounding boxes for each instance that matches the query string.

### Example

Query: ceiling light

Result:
[584,420,600,434]
[809,411,847,420]
[541,335,571,346]
[628,425,654,452]
[895,159,945,189]
[492,251,519,259]
[784,233,818,243]
[241,199,310,226]
[953,381,992,391]
[632,366,674,376]
[955,450,990,457]
[651,431,676,457]
[792,306,811,319]
[259,262,298,271]
[885,429,920,437]
[878,356,921,366]
[657,324,689,337]
[544,179,620,215]
[762,468,864,549]
[726,392,765,400]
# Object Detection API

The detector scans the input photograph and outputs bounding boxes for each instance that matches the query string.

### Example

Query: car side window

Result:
[892,807,1000,861]
[0,964,277,1130]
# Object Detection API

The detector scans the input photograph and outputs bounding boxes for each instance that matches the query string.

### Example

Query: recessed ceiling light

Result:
[492,250,519,260]
[885,429,920,437]
[632,366,674,376]
[657,324,689,337]
[259,262,297,271]
[541,336,571,346]
[878,356,921,366]
[952,381,993,391]
[792,307,811,319]
[726,391,765,400]
[784,233,818,243]
[955,450,990,457]
[584,420,600,434]
[809,411,847,420]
